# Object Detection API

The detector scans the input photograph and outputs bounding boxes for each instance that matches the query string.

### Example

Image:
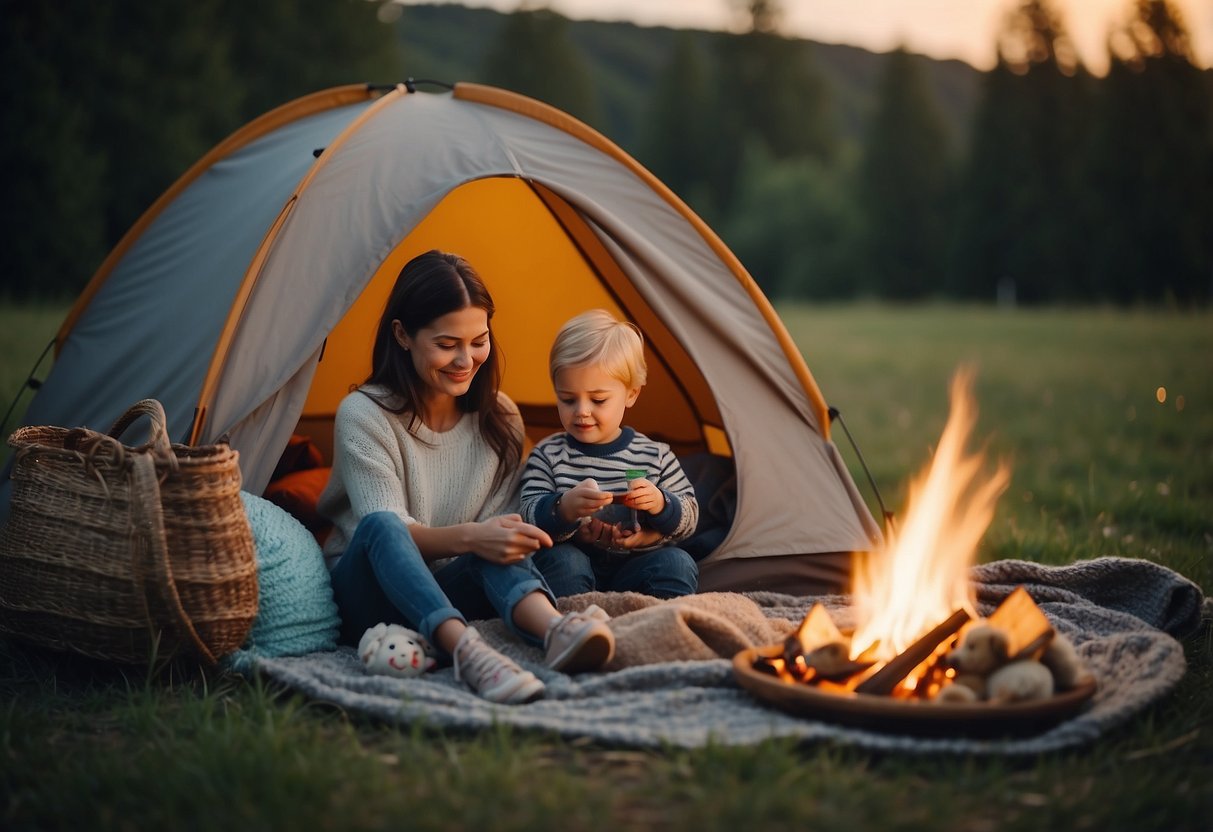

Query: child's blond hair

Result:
[549,309,647,389]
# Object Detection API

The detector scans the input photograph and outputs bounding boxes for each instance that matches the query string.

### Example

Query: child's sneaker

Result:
[453,627,545,704]
[544,605,615,673]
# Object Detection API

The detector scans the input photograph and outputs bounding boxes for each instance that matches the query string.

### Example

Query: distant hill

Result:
[394,3,982,156]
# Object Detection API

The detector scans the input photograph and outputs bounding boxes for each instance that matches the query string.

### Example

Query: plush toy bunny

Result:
[359,622,436,678]
[934,621,1064,704]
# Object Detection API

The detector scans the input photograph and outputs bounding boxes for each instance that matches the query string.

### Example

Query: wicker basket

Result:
[0,399,258,664]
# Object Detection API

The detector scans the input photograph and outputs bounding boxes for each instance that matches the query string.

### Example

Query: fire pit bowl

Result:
[733,643,1097,738]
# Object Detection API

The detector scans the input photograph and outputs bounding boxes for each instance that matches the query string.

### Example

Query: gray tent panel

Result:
[20,101,374,443]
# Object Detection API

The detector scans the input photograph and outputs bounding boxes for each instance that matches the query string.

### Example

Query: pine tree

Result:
[0,0,245,296]
[639,34,715,216]
[722,143,860,300]
[708,0,838,214]
[855,47,957,299]
[1084,0,1212,303]
[81,1,245,246]
[0,0,402,299]
[0,1,107,298]
[480,8,599,126]
[219,0,401,121]
[950,0,1093,303]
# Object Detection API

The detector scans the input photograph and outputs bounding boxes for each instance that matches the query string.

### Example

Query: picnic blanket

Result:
[250,556,1205,754]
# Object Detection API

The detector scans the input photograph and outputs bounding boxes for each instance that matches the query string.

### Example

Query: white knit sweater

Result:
[317,386,523,571]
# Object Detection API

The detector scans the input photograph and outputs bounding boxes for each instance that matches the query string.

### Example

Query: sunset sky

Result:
[401,0,1213,74]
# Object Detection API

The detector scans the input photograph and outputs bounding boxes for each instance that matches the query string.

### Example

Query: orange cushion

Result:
[271,434,325,481]
[264,467,332,543]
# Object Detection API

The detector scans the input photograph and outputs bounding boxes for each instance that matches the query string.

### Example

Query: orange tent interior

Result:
[295,175,731,464]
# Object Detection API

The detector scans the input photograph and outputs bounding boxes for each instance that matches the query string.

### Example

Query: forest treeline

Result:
[2,0,1209,305]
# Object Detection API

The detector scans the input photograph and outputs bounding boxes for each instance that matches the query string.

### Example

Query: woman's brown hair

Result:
[362,250,521,486]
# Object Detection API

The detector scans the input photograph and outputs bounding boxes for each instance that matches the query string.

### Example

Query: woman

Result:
[318,250,614,704]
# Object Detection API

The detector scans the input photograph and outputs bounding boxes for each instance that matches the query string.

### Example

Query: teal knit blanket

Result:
[222,493,339,673]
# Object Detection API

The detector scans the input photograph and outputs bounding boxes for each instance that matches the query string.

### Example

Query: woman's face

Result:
[393,306,491,401]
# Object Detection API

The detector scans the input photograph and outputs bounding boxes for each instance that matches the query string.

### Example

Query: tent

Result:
[2,82,881,592]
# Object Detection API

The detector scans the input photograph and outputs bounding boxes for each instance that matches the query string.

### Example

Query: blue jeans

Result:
[328,512,554,650]
[531,542,698,599]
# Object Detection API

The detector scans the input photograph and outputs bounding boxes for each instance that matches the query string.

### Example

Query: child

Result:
[520,309,699,598]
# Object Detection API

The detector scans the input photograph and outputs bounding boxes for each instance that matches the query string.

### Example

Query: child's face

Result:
[553,363,640,445]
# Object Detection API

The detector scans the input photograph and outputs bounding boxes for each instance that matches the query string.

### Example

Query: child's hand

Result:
[576,518,662,552]
[624,478,666,515]
[575,516,615,548]
[609,525,664,551]
[558,478,612,523]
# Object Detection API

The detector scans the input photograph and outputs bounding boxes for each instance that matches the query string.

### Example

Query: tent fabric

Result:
[21,98,377,445]
[4,82,880,581]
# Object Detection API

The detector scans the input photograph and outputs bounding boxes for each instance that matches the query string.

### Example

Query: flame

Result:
[850,369,1010,662]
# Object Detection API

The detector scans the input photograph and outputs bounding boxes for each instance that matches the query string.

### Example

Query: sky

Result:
[400,0,1213,74]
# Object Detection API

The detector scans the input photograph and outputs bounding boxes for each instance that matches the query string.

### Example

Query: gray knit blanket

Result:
[251,557,1205,754]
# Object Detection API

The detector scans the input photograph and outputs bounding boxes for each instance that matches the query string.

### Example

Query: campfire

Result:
[738,371,1094,729]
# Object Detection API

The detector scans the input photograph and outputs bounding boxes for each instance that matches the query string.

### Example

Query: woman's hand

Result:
[470,515,553,565]
[623,478,665,515]
[557,478,613,523]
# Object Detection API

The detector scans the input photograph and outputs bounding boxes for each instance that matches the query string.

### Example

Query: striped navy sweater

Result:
[519,427,699,551]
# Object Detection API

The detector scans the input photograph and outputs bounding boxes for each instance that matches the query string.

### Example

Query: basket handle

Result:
[128,451,216,665]
[107,399,174,457]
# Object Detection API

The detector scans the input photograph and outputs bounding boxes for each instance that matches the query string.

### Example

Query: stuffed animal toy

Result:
[934,622,1057,704]
[932,664,988,703]
[935,622,1002,703]
[359,622,436,678]
[943,623,1011,676]
[986,658,1054,703]
[1040,631,1092,690]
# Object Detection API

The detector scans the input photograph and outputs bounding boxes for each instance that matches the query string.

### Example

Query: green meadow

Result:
[782,303,1212,592]
[1,302,1209,831]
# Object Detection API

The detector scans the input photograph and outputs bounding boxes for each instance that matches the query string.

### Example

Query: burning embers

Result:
[753,586,1090,705]
[747,370,1091,711]
[752,599,970,700]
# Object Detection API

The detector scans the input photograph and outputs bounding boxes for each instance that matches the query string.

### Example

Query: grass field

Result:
[1,302,1210,831]
[0,303,62,465]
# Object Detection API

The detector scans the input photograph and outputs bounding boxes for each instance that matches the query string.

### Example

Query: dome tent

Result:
[3,82,880,592]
